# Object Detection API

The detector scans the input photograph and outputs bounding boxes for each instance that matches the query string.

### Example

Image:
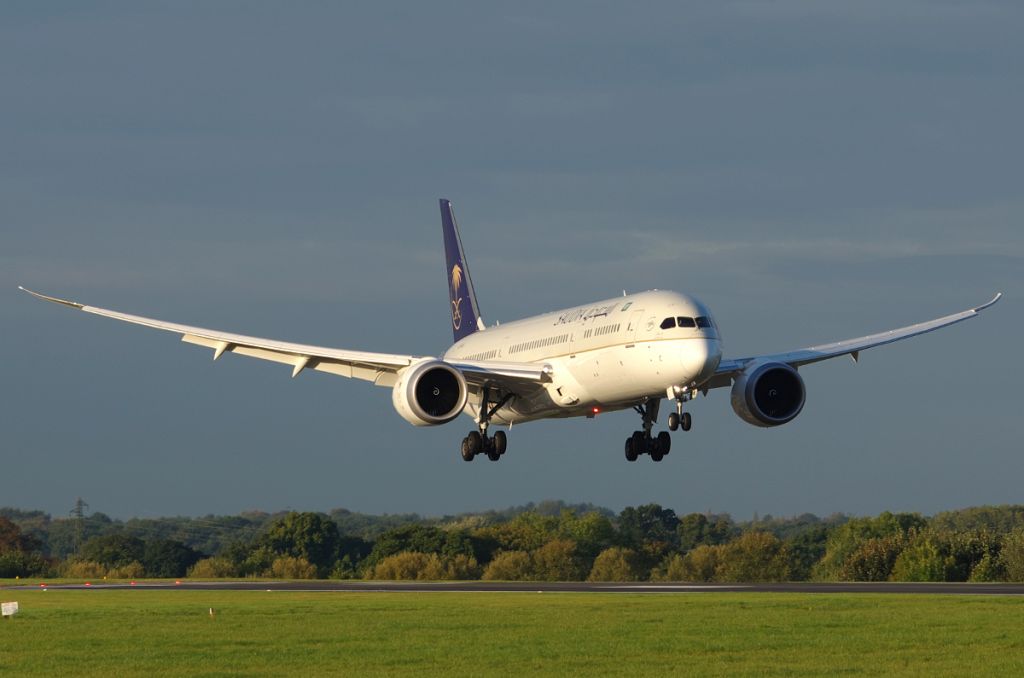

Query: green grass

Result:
[1,590,1021,676]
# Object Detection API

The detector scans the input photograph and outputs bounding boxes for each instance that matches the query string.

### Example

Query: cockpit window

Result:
[676,316,696,328]
[660,317,676,330]
[695,316,712,328]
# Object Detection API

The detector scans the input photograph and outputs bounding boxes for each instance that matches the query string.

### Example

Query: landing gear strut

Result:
[667,385,695,432]
[460,386,513,462]
[624,399,672,462]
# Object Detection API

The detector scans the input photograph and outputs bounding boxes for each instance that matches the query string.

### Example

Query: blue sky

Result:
[2,2,1021,519]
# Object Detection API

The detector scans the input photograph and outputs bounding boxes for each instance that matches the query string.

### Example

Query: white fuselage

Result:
[443,290,723,424]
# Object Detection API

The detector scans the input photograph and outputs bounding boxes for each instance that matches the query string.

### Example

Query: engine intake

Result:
[392,359,469,426]
[730,362,806,427]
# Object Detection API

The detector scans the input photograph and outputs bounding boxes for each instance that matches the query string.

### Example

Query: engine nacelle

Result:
[730,361,806,427]
[391,359,469,426]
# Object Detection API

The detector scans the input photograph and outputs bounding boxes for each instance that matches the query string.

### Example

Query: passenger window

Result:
[677,317,696,328]
[660,317,676,330]
[695,316,711,328]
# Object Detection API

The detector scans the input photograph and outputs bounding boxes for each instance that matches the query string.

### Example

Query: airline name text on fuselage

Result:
[554,303,623,326]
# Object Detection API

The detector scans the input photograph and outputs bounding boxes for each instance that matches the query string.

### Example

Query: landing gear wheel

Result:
[650,448,664,462]
[668,412,679,431]
[460,436,475,462]
[624,437,638,462]
[657,431,671,456]
[493,430,507,456]
[631,431,646,456]
[464,430,483,461]
[681,412,692,431]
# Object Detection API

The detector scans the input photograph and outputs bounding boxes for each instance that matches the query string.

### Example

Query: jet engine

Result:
[392,359,469,426]
[730,361,806,427]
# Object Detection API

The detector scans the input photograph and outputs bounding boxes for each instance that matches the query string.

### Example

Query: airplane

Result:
[21,199,1002,463]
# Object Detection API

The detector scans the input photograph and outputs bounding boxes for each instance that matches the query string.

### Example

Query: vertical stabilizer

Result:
[440,199,484,343]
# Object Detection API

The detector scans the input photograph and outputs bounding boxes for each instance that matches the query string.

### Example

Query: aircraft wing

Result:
[19,287,551,389]
[708,293,1002,389]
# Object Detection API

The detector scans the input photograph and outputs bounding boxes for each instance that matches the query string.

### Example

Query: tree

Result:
[814,512,925,580]
[81,534,145,568]
[481,551,534,581]
[533,539,585,581]
[715,532,792,582]
[618,504,679,572]
[271,555,318,579]
[588,547,643,582]
[838,534,906,581]
[999,528,1024,582]
[677,513,734,552]
[142,539,203,578]
[257,512,340,576]
[0,516,42,553]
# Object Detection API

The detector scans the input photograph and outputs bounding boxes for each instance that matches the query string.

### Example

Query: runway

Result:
[6,581,1024,594]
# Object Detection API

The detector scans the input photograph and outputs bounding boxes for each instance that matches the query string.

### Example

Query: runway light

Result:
[39,583,46,587]
[85,582,91,587]
[130,581,136,586]
[175,580,181,585]
[592,407,600,414]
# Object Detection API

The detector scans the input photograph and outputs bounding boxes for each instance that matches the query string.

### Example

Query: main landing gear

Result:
[624,393,694,462]
[461,386,513,462]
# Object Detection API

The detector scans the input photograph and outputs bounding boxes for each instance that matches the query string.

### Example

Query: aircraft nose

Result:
[681,338,722,384]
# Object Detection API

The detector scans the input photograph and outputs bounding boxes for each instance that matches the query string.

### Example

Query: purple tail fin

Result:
[440,199,483,344]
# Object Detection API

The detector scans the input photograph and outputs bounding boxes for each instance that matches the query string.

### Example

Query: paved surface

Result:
[5,581,1024,594]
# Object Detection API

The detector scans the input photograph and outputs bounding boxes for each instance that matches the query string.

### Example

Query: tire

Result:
[681,412,692,431]
[493,430,508,456]
[487,450,501,461]
[466,430,483,455]
[668,412,679,431]
[657,431,671,456]
[650,449,664,462]
[624,437,638,462]
[460,437,475,462]
[631,431,646,455]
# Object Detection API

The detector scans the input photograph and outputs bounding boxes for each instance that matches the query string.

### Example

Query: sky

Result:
[2,1,1021,521]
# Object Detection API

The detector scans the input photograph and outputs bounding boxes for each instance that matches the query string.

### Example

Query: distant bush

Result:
[838,534,906,581]
[481,551,533,581]
[715,532,792,582]
[441,554,482,580]
[661,545,722,582]
[532,539,585,581]
[107,561,145,579]
[588,547,642,582]
[0,550,50,578]
[270,555,318,579]
[369,552,433,580]
[999,529,1024,582]
[188,557,239,578]
[60,559,107,578]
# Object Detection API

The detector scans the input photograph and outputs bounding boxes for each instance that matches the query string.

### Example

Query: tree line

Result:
[3,502,1024,582]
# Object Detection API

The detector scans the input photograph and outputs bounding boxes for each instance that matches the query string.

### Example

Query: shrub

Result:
[60,559,107,578]
[188,557,239,578]
[891,534,949,582]
[107,561,146,579]
[270,555,318,579]
[441,554,482,580]
[481,551,534,581]
[533,539,585,581]
[715,532,791,582]
[587,547,643,582]
[671,545,722,582]
[838,534,906,581]
[999,529,1024,582]
[369,552,433,580]
[0,550,50,578]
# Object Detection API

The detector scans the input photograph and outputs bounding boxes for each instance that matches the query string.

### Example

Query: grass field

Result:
[1,589,1022,676]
